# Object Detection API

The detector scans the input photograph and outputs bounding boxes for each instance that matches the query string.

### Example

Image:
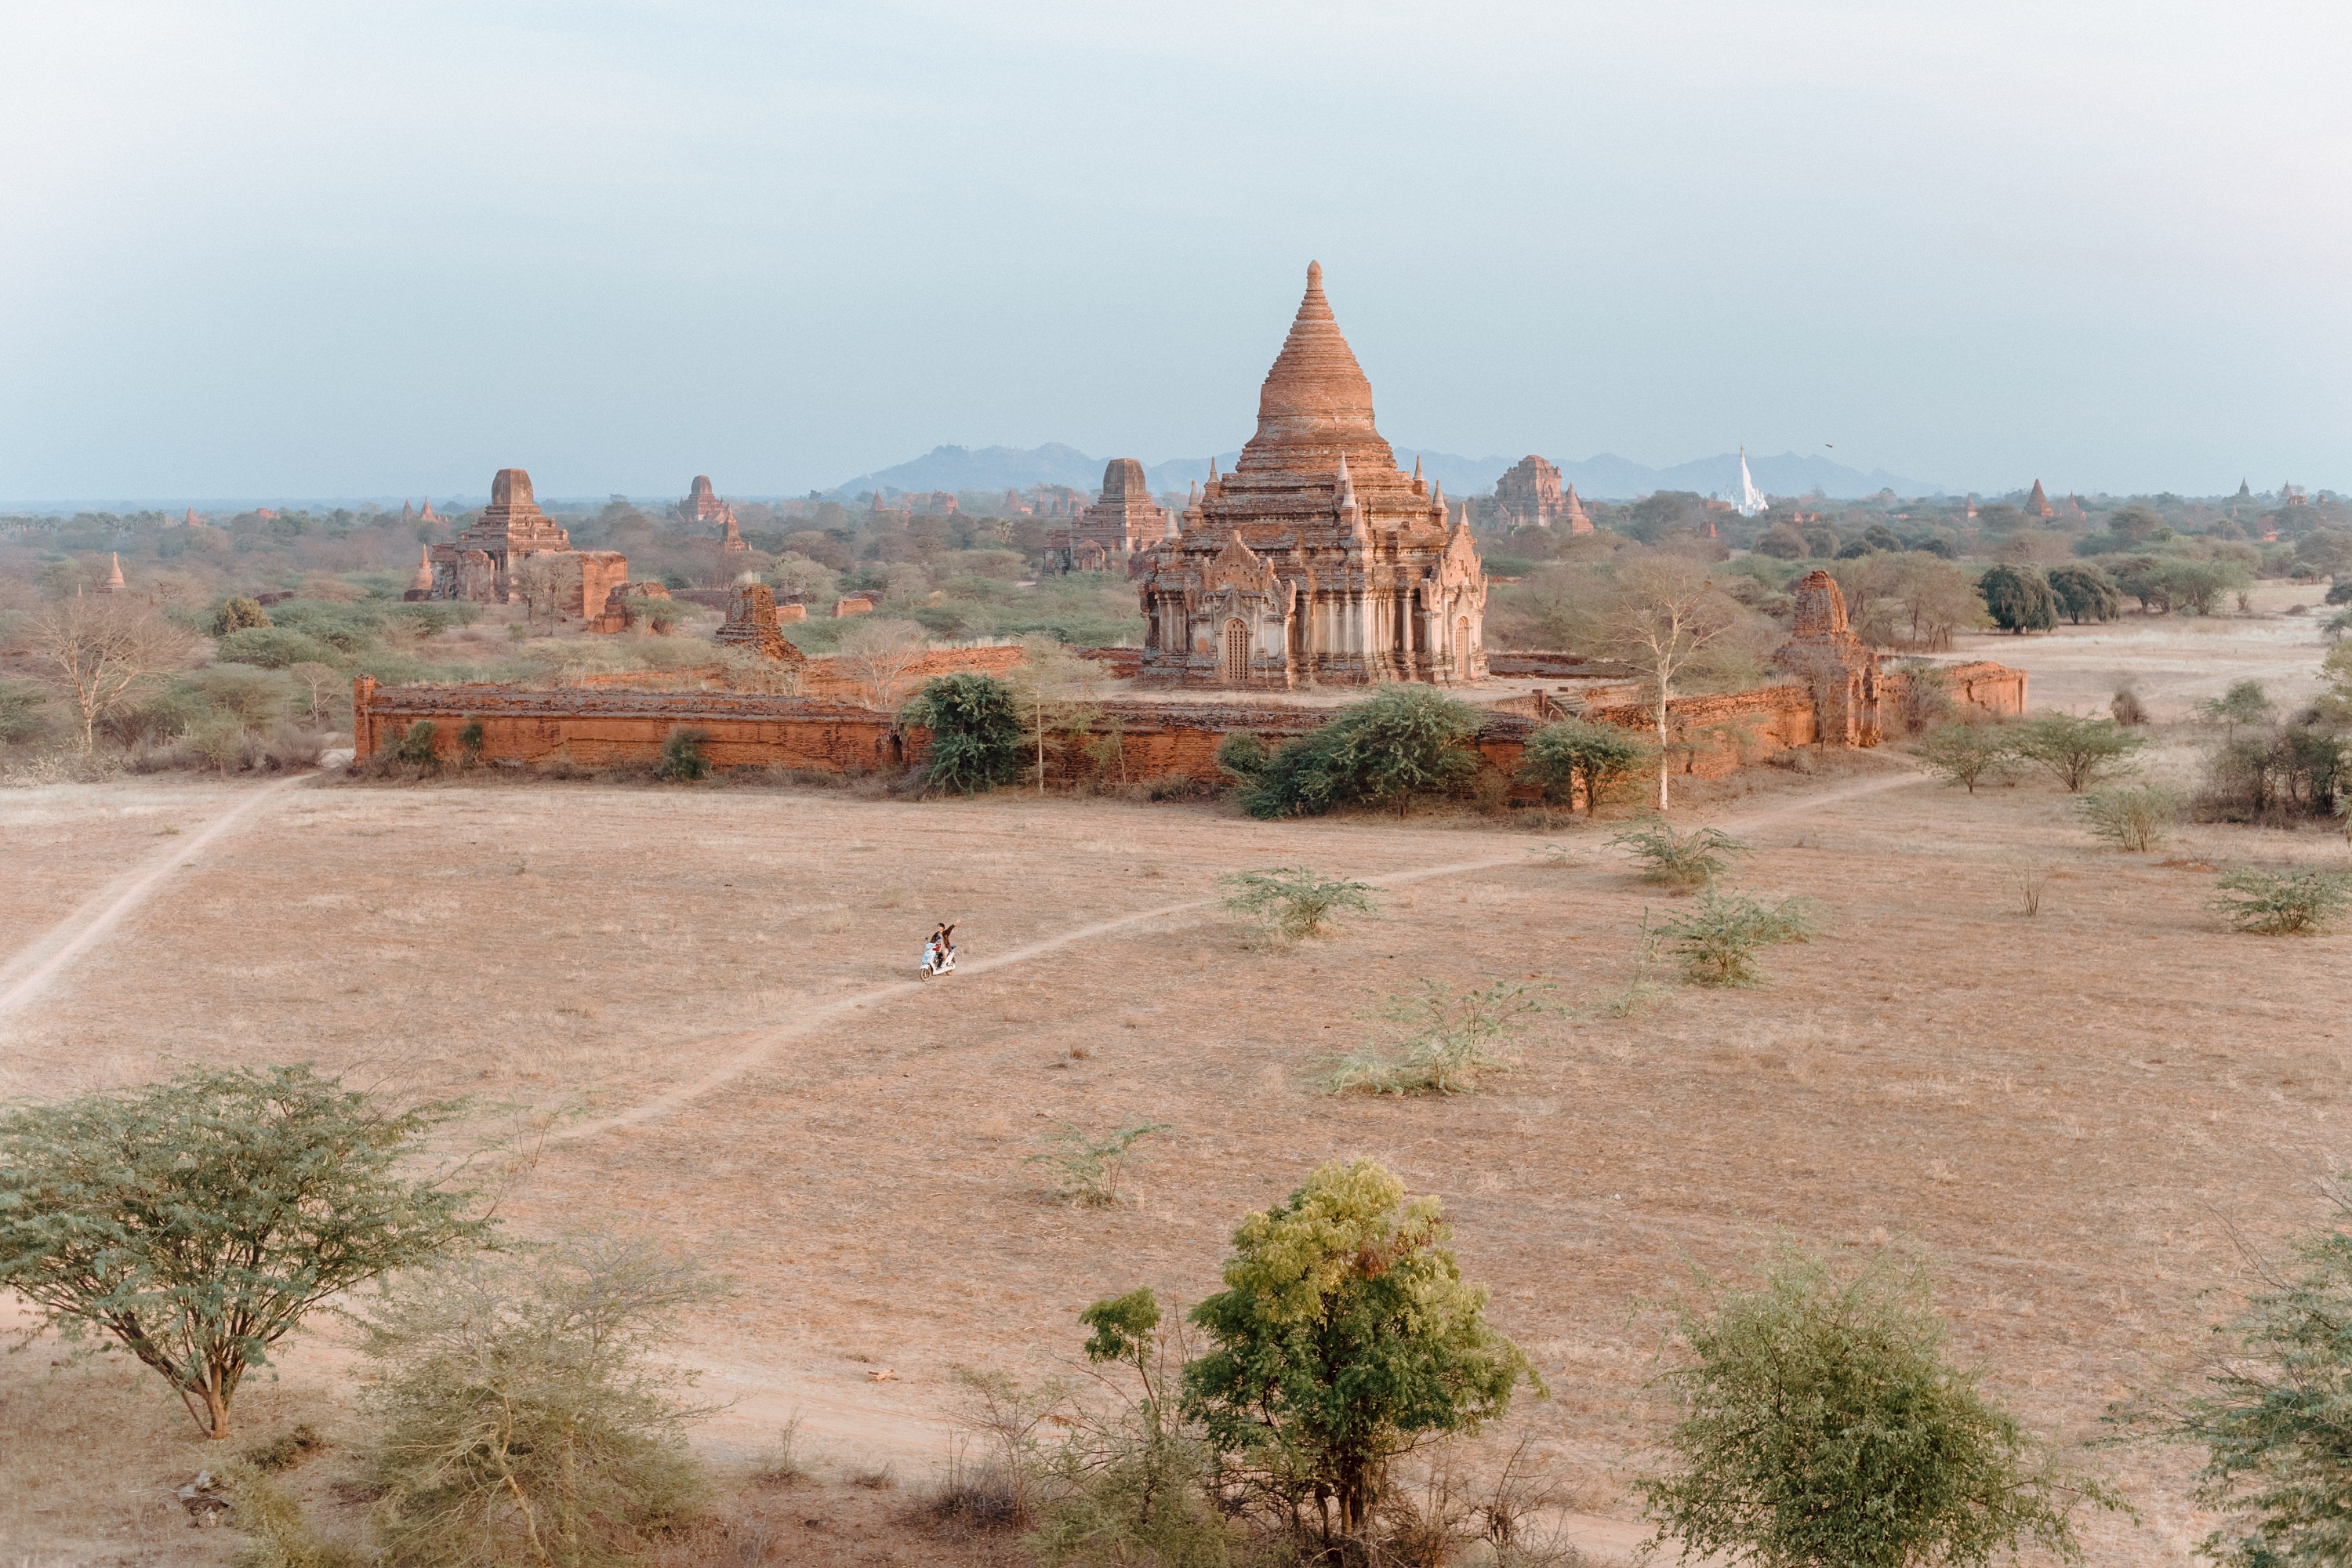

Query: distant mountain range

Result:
[828,444,1944,503]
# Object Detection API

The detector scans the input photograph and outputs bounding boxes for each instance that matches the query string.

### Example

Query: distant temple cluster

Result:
[1044,460,1169,573]
[1492,455,1591,532]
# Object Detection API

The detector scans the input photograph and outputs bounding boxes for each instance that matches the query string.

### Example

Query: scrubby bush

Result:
[222,1458,357,1568]
[1656,890,1823,985]
[393,720,438,768]
[0,677,54,746]
[1216,866,1377,942]
[1182,1160,1537,1550]
[1610,820,1751,891]
[1642,1247,2108,1568]
[2078,785,2180,851]
[1916,721,2011,793]
[905,672,1023,794]
[2212,867,2352,935]
[1323,978,1555,1096]
[1237,686,1483,819]
[656,724,711,782]
[358,1234,717,1566]
[2196,724,2348,824]
[2141,1185,2352,1566]
[1519,717,1651,814]
[1025,1122,1170,1207]
[1211,729,1269,782]
[215,626,344,670]
[212,596,271,636]
[2010,713,2145,793]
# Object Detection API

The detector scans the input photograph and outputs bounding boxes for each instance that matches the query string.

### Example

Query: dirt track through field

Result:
[0,770,315,1024]
[550,769,1927,1143]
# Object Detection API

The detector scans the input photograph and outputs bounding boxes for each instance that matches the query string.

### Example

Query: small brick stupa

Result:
[1562,483,1592,535]
[1134,262,1487,688]
[715,583,804,662]
[2024,479,2054,520]
[404,546,434,601]
[104,553,125,593]
[1772,569,1882,746]
[1494,455,1565,528]
[1047,459,1169,573]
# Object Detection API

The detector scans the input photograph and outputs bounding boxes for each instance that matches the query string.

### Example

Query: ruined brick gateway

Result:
[1135,263,1488,689]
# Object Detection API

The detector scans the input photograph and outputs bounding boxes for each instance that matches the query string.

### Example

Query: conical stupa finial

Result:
[1306,260,1323,291]
[105,552,124,591]
[1412,455,1423,481]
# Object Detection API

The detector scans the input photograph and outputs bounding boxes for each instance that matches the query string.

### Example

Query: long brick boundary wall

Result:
[351,657,2026,788]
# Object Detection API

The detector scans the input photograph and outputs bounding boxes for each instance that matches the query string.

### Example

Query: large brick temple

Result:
[1134,262,1487,688]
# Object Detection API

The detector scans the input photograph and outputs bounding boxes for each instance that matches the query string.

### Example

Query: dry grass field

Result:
[4,605,2349,1566]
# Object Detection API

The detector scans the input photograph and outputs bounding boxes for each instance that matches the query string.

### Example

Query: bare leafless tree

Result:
[836,617,929,710]
[30,597,200,751]
[1593,557,1745,810]
[514,552,583,633]
[288,661,342,724]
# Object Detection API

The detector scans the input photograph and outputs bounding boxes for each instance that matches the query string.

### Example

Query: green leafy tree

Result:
[358,1233,717,1566]
[1519,717,1653,814]
[1916,721,2012,793]
[1238,687,1483,819]
[1182,1160,1537,1548]
[2010,713,2146,793]
[2200,680,2276,738]
[1642,1247,2109,1568]
[905,671,1023,794]
[2140,1187,2352,1566]
[1977,564,2056,634]
[0,1063,491,1439]
[2045,564,2121,626]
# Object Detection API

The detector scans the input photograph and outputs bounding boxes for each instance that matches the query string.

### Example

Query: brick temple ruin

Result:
[1046,459,1170,573]
[1134,262,1488,688]
[426,468,628,625]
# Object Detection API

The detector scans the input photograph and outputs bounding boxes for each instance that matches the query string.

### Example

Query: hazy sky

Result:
[4,2,2347,503]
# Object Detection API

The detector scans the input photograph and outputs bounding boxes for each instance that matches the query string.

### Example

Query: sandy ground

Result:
[3,605,2348,1566]
[1951,578,2336,721]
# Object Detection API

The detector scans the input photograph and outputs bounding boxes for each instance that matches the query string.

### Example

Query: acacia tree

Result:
[1181,1159,1537,1550]
[1643,1247,2109,1567]
[836,616,929,710]
[2140,1186,2352,1565]
[1592,557,1746,810]
[29,595,199,750]
[0,1063,492,1439]
[1519,716,1652,814]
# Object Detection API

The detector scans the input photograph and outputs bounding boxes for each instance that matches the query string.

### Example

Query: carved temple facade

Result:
[1134,263,1487,688]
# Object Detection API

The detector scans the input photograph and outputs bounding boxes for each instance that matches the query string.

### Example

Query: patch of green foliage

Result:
[1657,889,1824,985]
[905,672,1023,794]
[0,1063,489,1439]
[1236,687,1483,819]
[1609,819,1752,891]
[1642,1247,2112,1568]
[215,626,346,670]
[1519,717,1652,814]
[1025,1122,1171,1207]
[2211,866,2352,935]
[212,596,271,636]
[1323,978,1555,1096]
[1181,1160,1538,1549]
[2010,712,2146,793]
[1978,564,2056,633]
[1916,720,2012,793]
[394,719,438,768]
[656,724,711,782]
[2078,784,2180,851]
[1215,866,1378,942]
[2130,1185,2352,1566]
[2045,564,2121,625]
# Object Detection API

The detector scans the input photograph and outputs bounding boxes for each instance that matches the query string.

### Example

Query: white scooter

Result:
[920,924,960,978]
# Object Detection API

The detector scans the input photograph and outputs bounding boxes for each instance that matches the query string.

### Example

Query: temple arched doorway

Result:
[1221,618,1250,685]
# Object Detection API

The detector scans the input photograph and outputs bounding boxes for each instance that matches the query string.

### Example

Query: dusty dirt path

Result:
[552,770,1927,1146]
[0,770,318,1025]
